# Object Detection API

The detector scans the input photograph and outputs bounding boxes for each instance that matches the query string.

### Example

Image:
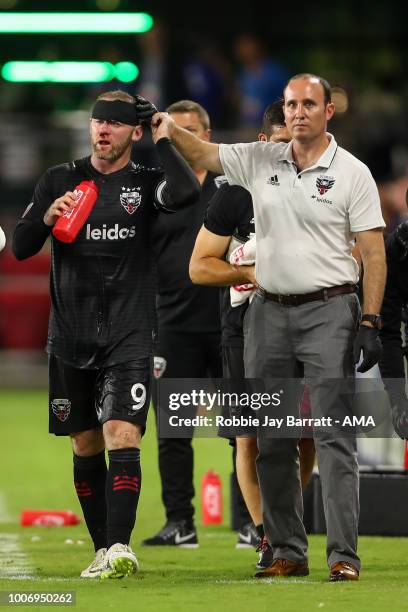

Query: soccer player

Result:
[189,101,315,568]
[12,90,200,579]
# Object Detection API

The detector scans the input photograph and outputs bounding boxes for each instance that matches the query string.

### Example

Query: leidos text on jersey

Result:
[85,223,136,240]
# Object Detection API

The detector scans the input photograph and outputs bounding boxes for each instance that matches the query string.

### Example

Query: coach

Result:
[141,73,386,581]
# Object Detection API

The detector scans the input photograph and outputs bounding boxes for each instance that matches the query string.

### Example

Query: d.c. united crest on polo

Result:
[316,176,335,195]
[316,175,335,195]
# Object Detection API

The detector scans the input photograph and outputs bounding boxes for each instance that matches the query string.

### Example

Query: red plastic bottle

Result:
[20,509,81,527]
[201,470,223,525]
[52,180,99,243]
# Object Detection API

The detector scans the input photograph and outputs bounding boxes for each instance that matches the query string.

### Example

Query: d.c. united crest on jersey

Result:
[120,187,142,214]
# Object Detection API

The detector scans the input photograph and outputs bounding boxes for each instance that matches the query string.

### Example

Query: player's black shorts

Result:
[49,355,151,436]
[222,343,245,379]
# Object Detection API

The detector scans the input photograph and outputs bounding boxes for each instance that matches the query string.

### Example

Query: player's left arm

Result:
[355,228,386,316]
[189,226,255,286]
[153,138,201,211]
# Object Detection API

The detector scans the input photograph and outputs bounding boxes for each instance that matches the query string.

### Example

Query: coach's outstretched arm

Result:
[151,112,223,175]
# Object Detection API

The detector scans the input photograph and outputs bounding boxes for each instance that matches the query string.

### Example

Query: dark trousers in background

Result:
[152,329,222,523]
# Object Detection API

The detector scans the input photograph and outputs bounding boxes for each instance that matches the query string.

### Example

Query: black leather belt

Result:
[257,283,357,306]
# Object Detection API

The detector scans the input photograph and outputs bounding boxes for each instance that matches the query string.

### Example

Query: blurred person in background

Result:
[379,188,408,440]
[189,100,315,566]
[12,90,200,580]
[365,144,408,234]
[233,33,290,127]
[181,40,235,128]
[142,100,225,548]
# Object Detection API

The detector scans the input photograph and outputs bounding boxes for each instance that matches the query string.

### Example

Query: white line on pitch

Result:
[0,532,36,579]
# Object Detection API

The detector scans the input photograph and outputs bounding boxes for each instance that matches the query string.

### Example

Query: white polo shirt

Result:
[219,134,385,294]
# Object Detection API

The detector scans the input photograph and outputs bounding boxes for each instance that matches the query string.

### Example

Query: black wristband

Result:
[361,314,382,329]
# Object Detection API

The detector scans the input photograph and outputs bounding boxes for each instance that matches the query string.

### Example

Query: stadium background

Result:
[0,1,408,610]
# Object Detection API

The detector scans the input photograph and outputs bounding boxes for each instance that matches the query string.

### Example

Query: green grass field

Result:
[1,389,408,611]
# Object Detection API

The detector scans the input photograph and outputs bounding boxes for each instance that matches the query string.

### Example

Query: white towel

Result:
[229,236,256,307]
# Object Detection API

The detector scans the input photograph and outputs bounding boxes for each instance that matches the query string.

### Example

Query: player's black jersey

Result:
[152,172,224,332]
[204,183,255,347]
[13,151,199,368]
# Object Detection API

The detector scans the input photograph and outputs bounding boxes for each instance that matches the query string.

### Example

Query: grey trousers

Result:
[244,292,361,569]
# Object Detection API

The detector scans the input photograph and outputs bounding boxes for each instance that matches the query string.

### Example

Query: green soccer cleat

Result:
[100,543,139,579]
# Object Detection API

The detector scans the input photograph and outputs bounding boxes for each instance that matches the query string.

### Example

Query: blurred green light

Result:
[1,61,140,83]
[115,62,139,82]
[0,13,153,33]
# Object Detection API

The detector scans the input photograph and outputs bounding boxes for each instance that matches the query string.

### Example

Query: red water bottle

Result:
[20,509,81,527]
[52,180,99,243]
[201,470,223,525]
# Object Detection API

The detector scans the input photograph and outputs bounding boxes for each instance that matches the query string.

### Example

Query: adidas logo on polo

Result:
[266,174,280,186]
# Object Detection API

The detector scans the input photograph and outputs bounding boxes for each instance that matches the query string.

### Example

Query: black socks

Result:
[73,451,107,551]
[74,447,142,550]
[106,448,141,547]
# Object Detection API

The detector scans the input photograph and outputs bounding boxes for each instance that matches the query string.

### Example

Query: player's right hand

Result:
[43,192,77,226]
[134,94,158,124]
